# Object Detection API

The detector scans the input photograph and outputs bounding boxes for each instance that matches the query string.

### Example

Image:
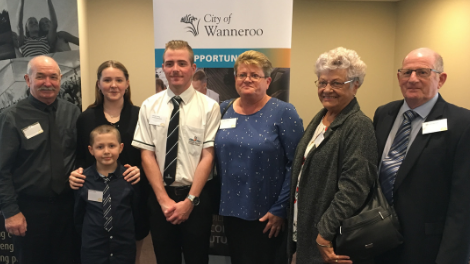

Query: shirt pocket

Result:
[182,125,204,156]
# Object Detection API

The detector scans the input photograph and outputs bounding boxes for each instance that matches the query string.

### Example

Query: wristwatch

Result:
[187,194,200,206]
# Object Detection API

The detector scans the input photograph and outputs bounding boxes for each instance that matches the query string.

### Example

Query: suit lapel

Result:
[394,95,447,190]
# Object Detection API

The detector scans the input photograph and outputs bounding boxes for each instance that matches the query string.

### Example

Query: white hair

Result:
[315,47,367,86]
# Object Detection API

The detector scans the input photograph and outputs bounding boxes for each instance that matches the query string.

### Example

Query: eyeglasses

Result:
[398,68,441,79]
[315,79,354,89]
[235,73,267,81]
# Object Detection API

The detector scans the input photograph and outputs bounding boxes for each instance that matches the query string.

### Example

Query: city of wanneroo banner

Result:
[153,0,293,257]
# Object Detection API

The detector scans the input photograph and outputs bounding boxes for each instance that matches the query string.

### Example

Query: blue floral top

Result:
[215,98,303,220]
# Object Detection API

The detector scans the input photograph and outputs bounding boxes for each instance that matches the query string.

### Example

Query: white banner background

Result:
[153,1,293,262]
[153,0,292,50]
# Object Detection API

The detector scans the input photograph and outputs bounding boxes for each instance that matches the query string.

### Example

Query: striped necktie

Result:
[164,96,182,185]
[379,110,418,204]
[103,176,113,232]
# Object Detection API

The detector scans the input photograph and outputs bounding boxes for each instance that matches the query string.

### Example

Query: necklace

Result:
[105,112,119,118]
[103,107,121,119]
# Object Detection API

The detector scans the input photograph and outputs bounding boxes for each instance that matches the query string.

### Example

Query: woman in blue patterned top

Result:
[215,50,303,264]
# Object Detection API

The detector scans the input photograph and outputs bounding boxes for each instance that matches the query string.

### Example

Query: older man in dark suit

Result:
[374,48,470,264]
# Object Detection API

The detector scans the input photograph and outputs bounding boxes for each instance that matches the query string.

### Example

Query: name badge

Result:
[22,122,43,139]
[220,118,237,129]
[422,118,447,135]
[88,190,103,202]
[150,114,166,127]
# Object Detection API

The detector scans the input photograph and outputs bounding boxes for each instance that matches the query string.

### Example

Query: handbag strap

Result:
[222,98,236,117]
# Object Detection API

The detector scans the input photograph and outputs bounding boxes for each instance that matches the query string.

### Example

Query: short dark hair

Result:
[193,70,207,83]
[89,125,121,146]
[156,78,165,91]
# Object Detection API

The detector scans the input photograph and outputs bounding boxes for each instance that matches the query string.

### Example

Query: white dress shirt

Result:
[380,93,439,166]
[132,86,221,186]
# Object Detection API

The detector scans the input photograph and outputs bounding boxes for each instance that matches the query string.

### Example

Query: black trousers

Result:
[224,216,288,264]
[13,193,76,264]
[149,186,212,264]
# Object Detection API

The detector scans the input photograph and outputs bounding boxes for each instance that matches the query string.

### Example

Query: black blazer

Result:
[373,94,470,264]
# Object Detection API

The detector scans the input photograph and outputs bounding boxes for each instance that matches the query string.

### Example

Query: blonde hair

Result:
[89,125,121,146]
[234,50,273,77]
[163,40,194,64]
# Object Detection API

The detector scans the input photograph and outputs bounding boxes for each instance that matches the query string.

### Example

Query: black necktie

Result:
[45,105,65,194]
[163,96,182,185]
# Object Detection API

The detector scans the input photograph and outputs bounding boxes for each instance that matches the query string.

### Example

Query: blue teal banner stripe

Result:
[155,48,291,68]
[156,48,256,68]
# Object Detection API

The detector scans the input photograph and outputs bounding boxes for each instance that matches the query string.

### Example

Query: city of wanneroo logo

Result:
[181,14,200,36]
[181,13,263,37]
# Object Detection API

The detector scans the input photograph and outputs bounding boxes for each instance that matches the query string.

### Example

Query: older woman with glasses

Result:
[288,47,378,264]
[214,50,303,264]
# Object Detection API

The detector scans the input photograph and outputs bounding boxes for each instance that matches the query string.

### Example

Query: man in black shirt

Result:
[0,55,80,263]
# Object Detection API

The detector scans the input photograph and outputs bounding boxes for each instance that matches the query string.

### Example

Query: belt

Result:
[165,185,191,196]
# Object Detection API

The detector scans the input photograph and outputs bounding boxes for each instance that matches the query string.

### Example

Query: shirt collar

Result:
[165,85,195,105]
[91,162,123,182]
[28,94,58,112]
[401,93,439,119]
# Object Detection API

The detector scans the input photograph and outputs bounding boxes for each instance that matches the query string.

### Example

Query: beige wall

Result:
[395,0,470,106]
[78,0,470,124]
[291,0,397,123]
[78,0,155,110]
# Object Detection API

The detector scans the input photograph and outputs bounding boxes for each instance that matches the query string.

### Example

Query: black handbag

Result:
[335,178,403,260]
[333,123,403,260]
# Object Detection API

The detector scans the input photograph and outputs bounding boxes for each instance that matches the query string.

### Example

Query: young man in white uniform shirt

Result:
[132,40,220,264]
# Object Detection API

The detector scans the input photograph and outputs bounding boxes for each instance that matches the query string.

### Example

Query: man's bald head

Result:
[27,56,61,76]
[398,47,447,109]
[403,48,443,72]
[25,56,62,105]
